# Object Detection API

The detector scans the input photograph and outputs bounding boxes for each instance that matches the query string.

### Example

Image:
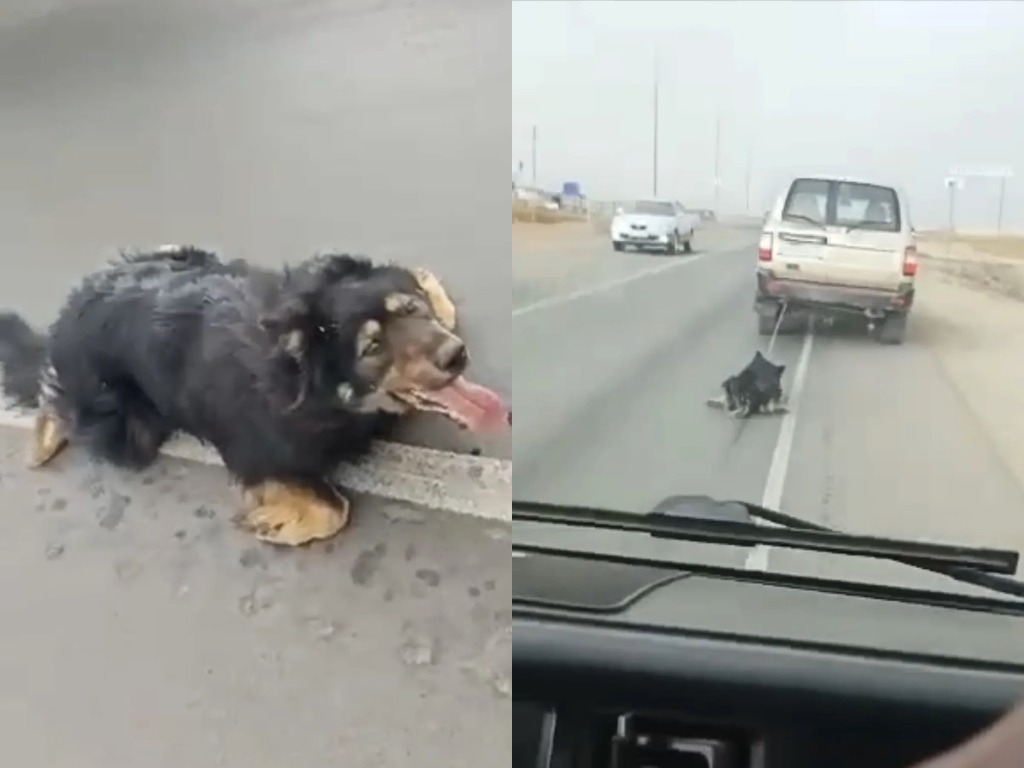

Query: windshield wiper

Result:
[512,499,1024,598]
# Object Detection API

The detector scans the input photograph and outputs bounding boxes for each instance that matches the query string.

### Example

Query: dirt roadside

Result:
[915,235,1024,495]
[513,220,606,279]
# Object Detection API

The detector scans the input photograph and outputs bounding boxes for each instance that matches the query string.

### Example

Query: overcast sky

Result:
[513,1,1024,230]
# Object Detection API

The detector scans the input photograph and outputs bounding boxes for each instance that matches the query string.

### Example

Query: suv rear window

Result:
[782,179,901,233]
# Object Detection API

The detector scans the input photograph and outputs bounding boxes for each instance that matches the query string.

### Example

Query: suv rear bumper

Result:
[755,270,914,316]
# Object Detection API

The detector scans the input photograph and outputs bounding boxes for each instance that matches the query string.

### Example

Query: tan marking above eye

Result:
[356,319,383,356]
[384,292,422,316]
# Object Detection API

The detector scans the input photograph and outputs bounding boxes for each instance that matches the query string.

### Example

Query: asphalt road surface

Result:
[513,225,1024,598]
[0,0,508,456]
[0,427,510,767]
[0,1,509,765]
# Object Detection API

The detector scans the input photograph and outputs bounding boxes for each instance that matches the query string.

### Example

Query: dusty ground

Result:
[512,220,609,292]
[916,234,1024,494]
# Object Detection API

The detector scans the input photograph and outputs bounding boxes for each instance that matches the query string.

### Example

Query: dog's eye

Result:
[360,339,381,357]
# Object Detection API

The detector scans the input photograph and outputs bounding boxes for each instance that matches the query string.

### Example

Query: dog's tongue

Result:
[428,376,510,432]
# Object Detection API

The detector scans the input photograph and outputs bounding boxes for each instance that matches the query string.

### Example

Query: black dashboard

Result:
[513,551,1024,768]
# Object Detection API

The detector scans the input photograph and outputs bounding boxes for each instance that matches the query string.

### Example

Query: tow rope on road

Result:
[764,300,789,356]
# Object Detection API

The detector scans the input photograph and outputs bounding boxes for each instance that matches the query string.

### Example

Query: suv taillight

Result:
[902,244,918,277]
[757,231,773,262]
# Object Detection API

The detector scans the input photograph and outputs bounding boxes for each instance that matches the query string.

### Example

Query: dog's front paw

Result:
[237,481,350,547]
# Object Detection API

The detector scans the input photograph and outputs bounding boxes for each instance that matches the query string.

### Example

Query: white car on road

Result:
[611,199,698,255]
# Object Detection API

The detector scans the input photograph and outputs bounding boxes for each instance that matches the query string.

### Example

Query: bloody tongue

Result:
[426,376,510,432]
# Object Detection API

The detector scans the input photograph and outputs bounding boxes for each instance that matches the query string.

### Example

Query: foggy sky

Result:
[513,1,1024,231]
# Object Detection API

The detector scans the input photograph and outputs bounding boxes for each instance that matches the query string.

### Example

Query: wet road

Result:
[0,1,510,765]
[0,0,508,455]
[513,225,1024,596]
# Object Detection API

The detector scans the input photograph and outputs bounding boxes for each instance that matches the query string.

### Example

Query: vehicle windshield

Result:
[628,200,676,216]
[513,2,1024,616]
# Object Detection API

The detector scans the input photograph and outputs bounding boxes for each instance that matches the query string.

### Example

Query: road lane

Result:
[514,228,786,508]
[513,229,805,568]
[512,224,759,314]
[775,316,1024,596]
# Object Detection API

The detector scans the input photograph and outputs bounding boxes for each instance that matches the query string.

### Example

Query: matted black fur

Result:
[0,246,461,501]
[0,246,229,408]
[712,351,787,418]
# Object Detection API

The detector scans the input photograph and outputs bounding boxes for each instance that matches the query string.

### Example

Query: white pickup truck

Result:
[610,199,699,255]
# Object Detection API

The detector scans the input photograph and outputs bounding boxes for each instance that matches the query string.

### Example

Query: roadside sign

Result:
[949,165,1014,179]
[944,176,966,190]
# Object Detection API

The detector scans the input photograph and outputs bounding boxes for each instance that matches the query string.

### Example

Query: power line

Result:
[531,125,537,185]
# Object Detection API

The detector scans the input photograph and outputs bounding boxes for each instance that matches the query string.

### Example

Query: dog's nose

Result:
[436,338,468,375]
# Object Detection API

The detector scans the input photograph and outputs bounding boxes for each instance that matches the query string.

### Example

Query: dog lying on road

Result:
[0,246,508,546]
[706,351,788,418]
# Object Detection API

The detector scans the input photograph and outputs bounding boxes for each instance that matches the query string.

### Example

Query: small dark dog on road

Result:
[706,351,788,418]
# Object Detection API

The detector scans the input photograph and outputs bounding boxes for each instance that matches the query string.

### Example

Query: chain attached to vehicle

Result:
[765,301,789,355]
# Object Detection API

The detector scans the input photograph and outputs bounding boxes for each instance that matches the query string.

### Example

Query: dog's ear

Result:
[412,267,458,331]
[775,364,786,375]
[259,296,315,361]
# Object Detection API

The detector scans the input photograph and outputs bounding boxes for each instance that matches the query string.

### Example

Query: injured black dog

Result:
[0,246,508,547]
[706,351,788,418]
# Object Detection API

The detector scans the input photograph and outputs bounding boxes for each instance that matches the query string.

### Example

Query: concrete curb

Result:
[0,407,511,523]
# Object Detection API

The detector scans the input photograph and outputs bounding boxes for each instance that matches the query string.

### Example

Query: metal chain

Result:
[765,301,788,355]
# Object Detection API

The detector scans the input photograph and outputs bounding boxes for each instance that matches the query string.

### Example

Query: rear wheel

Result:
[612,241,625,252]
[878,312,908,345]
[665,233,678,255]
[682,231,694,254]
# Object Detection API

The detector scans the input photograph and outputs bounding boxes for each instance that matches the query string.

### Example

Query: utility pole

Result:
[998,176,1007,232]
[652,51,660,197]
[713,113,722,213]
[744,143,752,214]
[531,125,537,185]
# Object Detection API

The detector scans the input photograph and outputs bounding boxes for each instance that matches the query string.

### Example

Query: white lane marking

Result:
[512,254,706,318]
[0,407,511,521]
[745,329,815,571]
